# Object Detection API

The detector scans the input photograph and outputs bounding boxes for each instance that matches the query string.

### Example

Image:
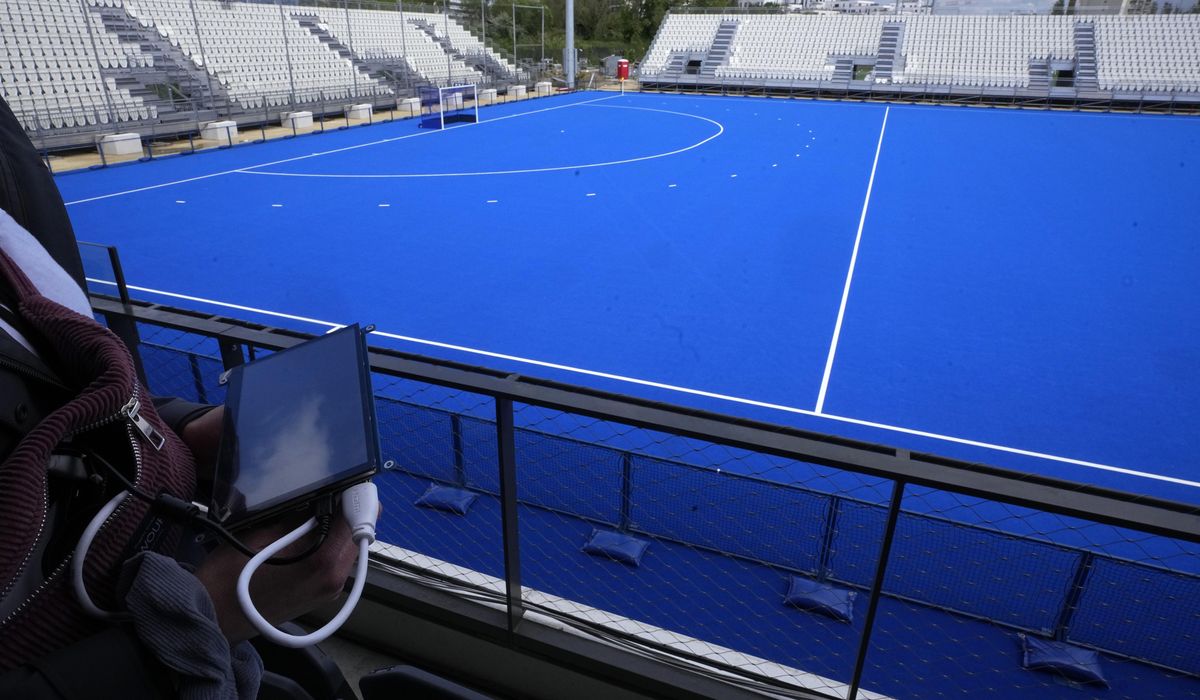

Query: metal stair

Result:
[831,57,856,82]
[292,14,408,91]
[873,22,905,83]
[1073,21,1098,89]
[662,53,687,77]
[699,20,738,77]
[410,19,462,60]
[88,4,219,123]
[1028,58,1052,88]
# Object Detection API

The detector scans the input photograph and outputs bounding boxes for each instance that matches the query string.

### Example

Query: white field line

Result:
[814,105,889,414]
[235,103,724,179]
[86,277,1200,489]
[63,93,624,206]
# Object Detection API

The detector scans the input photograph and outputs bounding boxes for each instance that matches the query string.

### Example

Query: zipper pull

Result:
[124,398,165,451]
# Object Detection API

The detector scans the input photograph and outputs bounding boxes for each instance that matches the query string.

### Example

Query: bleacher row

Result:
[0,0,518,132]
[642,13,1200,94]
[1,0,158,128]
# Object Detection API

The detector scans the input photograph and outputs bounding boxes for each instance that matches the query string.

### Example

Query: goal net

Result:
[418,84,479,129]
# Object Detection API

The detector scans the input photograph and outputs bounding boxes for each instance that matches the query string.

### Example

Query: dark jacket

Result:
[0,97,207,700]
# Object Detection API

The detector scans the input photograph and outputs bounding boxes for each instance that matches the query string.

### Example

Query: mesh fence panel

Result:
[510,403,896,699]
[371,375,505,581]
[1069,553,1200,676]
[859,487,1200,700]
[135,323,226,404]
[124,319,1200,699]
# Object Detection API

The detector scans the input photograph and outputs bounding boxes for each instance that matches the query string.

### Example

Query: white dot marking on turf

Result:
[486,199,499,204]
[175,200,186,204]
[271,204,283,208]
[586,193,596,197]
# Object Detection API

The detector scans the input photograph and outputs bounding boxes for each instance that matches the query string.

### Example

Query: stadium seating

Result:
[1093,15,1200,92]
[1,0,156,131]
[642,12,1200,94]
[898,16,1074,88]
[317,9,486,87]
[115,0,382,109]
[1,0,516,133]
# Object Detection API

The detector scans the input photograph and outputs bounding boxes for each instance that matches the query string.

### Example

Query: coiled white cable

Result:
[236,481,378,648]
[72,489,131,621]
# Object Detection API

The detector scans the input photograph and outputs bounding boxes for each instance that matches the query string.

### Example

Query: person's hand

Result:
[178,405,223,474]
[193,508,362,645]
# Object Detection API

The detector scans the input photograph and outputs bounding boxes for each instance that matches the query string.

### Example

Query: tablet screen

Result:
[211,325,379,527]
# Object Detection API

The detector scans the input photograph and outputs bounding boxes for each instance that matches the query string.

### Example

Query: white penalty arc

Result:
[235,105,725,180]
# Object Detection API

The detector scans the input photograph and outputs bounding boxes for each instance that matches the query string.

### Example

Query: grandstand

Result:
[641,12,1200,105]
[5,2,1200,698]
[1,0,526,139]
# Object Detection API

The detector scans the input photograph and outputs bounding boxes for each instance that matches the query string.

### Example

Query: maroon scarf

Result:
[0,248,196,670]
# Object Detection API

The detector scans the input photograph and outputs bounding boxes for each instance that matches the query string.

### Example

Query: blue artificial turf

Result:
[57,92,1200,504]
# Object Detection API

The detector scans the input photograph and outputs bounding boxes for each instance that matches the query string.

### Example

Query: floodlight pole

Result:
[565,0,574,87]
[78,0,116,124]
[187,0,215,107]
[399,0,410,93]
[277,0,296,107]
[444,0,452,85]
[344,0,358,95]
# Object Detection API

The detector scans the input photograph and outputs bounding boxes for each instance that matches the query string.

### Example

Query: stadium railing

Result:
[24,80,563,174]
[87,284,1200,700]
[635,72,1200,114]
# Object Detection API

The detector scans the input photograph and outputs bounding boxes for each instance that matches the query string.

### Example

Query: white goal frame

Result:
[434,84,479,129]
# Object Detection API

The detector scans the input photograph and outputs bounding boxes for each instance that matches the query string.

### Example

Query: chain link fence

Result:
[102,300,1200,700]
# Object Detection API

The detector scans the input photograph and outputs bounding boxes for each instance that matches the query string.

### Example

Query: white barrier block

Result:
[479,88,498,105]
[201,120,238,144]
[282,111,313,129]
[98,132,141,157]
[346,103,372,120]
[399,97,420,117]
[511,85,527,99]
[535,81,553,96]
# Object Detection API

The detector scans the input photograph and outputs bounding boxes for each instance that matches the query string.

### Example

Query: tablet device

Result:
[209,324,380,530]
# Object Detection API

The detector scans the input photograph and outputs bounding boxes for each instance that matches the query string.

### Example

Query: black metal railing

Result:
[90,291,1200,700]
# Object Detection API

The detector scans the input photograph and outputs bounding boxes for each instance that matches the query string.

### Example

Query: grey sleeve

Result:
[152,397,218,435]
[122,552,263,700]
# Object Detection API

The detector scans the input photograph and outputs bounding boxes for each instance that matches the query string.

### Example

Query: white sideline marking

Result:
[814,106,889,415]
[88,278,339,328]
[63,94,624,206]
[239,104,725,179]
[86,276,1200,489]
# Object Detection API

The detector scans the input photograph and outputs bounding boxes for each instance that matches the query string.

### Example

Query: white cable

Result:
[236,481,378,648]
[73,489,131,620]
